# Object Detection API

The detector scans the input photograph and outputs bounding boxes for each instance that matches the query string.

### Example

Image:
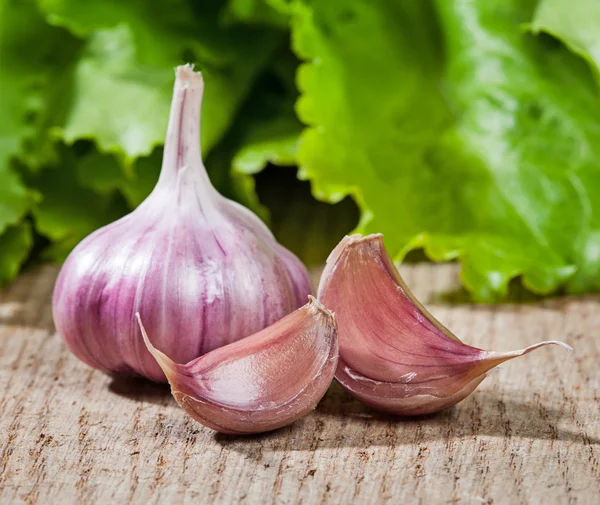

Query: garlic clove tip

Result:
[136,313,176,378]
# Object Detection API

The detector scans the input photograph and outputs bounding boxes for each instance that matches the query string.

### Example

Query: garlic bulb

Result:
[52,65,312,382]
[138,296,338,434]
[318,234,572,416]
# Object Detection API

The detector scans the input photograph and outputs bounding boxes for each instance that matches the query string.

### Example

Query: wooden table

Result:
[1,263,598,504]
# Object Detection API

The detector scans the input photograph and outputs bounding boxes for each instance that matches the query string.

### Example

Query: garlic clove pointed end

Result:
[136,313,177,379]
[485,339,574,364]
[524,339,574,356]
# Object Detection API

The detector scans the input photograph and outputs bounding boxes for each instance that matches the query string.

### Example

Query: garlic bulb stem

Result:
[156,65,214,198]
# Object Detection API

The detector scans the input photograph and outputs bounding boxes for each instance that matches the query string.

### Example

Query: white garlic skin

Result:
[52,65,312,382]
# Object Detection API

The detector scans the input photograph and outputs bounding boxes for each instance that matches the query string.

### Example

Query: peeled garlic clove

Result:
[318,234,573,416]
[52,65,312,382]
[137,296,338,434]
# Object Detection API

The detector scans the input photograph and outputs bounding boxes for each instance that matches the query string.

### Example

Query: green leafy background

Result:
[1,0,599,301]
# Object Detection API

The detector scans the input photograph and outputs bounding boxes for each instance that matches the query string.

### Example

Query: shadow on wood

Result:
[214,382,595,455]
[108,376,175,407]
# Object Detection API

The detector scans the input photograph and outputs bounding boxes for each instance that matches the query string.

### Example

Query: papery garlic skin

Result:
[52,65,312,382]
[138,296,338,434]
[318,234,572,416]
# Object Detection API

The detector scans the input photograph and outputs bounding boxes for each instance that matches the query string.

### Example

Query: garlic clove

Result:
[318,234,573,416]
[137,296,338,434]
[52,65,312,382]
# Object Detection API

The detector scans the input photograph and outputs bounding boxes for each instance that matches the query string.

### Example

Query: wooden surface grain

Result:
[0,263,598,505]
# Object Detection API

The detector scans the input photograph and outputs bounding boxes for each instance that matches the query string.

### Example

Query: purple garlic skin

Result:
[52,65,312,382]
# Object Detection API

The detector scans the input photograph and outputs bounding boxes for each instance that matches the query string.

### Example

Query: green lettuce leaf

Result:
[0,0,41,170]
[0,222,33,286]
[225,0,290,28]
[31,148,129,261]
[254,167,359,267]
[228,54,359,265]
[0,163,37,235]
[0,0,38,284]
[0,0,78,171]
[38,0,200,65]
[0,0,43,284]
[291,0,455,265]
[76,147,126,196]
[232,115,300,174]
[292,0,600,300]
[530,0,600,78]
[117,151,161,208]
[39,0,284,163]
[75,146,159,209]
[232,68,302,175]
[58,26,174,165]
